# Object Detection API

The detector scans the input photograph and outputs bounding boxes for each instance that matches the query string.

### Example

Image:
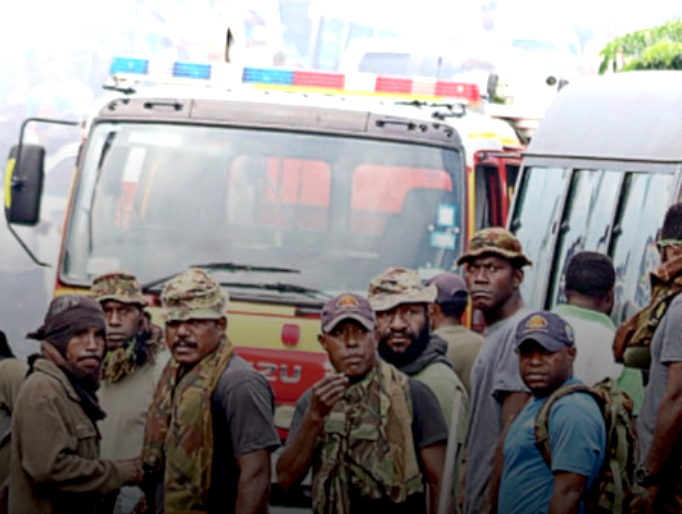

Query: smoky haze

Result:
[0,0,679,357]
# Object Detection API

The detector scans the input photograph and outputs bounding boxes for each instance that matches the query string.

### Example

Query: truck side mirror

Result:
[4,143,45,226]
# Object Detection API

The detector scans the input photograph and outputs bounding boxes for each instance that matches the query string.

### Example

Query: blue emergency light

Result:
[110,57,149,75]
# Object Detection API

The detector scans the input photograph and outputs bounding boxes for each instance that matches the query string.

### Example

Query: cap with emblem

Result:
[161,268,227,322]
[456,227,532,267]
[321,293,376,333]
[515,311,575,352]
[91,270,147,306]
[368,267,437,312]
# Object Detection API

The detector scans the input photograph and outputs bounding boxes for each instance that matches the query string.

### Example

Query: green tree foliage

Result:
[599,19,682,73]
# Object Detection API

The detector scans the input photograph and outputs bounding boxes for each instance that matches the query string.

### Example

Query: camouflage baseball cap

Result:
[456,227,532,267]
[160,268,228,322]
[90,270,147,306]
[367,267,437,312]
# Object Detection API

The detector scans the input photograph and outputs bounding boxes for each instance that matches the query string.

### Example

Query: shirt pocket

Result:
[74,419,99,459]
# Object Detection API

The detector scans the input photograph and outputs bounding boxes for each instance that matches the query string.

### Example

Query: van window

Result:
[510,166,570,308]
[610,172,674,323]
[548,169,623,306]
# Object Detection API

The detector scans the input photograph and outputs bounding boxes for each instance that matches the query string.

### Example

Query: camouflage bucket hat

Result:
[456,227,532,267]
[161,268,227,322]
[368,267,437,312]
[91,270,147,306]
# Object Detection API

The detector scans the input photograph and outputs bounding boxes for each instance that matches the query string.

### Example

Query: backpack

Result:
[534,378,638,514]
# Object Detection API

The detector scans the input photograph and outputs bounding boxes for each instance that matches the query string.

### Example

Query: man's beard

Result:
[378,321,430,368]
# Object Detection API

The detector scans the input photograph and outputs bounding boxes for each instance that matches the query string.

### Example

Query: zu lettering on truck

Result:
[507,70,682,325]
[4,57,521,444]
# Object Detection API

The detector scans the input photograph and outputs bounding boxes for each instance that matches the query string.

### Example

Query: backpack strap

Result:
[534,383,592,465]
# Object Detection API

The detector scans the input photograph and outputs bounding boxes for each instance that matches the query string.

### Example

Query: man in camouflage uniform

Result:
[367,267,467,429]
[277,292,448,514]
[91,271,170,462]
[141,268,279,514]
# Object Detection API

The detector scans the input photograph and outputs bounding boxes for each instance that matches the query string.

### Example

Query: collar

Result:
[32,357,82,403]
[553,304,616,330]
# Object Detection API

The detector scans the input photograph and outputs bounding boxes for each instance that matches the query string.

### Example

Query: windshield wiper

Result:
[141,262,300,292]
[222,281,332,299]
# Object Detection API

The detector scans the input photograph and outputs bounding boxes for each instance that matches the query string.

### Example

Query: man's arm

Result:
[15,393,139,493]
[641,361,682,499]
[548,472,587,514]
[479,391,530,514]
[276,373,348,490]
[420,443,446,514]
[235,449,271,514]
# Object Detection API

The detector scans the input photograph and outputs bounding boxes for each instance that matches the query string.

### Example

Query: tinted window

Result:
[548,169,622,306]
[610,172,674,323]
[509,166,570,308]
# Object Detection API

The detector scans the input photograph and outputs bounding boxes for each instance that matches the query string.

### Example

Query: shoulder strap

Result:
[534,383,592,465]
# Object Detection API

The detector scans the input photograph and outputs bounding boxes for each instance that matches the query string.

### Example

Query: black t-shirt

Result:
[288,374,448,513]
[204,355,280,514]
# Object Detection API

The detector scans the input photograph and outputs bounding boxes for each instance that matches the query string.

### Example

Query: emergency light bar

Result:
[109,57,481,104]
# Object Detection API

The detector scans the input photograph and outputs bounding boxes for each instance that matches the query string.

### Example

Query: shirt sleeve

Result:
[218,370,281,458]
[285,390,311,445]
[659,298,682,364]
[410,379,449,449]
[492,326,529,399]
[548,394,606,478]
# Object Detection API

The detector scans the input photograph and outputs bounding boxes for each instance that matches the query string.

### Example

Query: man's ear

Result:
[218,316,228,332]
[318,333,328,351]
[567,345,577,361]
[512,267,524,289]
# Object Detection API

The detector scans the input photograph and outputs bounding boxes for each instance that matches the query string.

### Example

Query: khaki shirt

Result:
[434,325,484,395]
[0,358,28,486]
[9,358,131,514]
[98,348,170,460]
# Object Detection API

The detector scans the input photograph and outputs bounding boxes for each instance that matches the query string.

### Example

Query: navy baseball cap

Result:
[515,311,575,352]
[321,293,376,333]
[426,272,468,303]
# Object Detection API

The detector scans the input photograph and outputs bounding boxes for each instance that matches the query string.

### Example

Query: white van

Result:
[508,71,682,324]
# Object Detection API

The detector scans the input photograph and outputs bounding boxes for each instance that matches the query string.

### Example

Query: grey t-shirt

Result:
[638,295,682,466]
[204,355,280,514]
[463,307,531,514]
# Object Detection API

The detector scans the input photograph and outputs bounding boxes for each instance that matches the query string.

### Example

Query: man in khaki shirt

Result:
[426,272,483,394]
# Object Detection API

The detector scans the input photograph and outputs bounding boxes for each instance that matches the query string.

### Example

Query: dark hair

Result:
[438,292,469,319]
[661,202,682,240]
[565,251,615,298]
[0,330,14,358]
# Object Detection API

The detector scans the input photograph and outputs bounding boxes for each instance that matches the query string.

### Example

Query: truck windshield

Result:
[61,122,462,297]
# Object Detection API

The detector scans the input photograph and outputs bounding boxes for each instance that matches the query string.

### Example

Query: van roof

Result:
[526,71,682,163]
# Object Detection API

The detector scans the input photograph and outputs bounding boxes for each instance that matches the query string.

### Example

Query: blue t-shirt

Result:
[498,378,606,514]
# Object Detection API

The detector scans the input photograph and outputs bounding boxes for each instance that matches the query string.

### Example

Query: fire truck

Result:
[4,57,522,440]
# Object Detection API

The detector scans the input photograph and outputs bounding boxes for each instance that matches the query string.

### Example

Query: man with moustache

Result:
[457,227,532,514]
[277,292,448,513]
[142,268,279,514]
[367,267,467,429]
[498,311,606,514]
[9,294,144,514]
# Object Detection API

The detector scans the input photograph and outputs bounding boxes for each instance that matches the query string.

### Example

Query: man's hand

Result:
[308,373,349,421]
[119,458,145,485]
[629,484,658,514]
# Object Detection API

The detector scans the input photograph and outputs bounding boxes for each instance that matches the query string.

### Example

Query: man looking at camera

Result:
[277,292,448,514]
